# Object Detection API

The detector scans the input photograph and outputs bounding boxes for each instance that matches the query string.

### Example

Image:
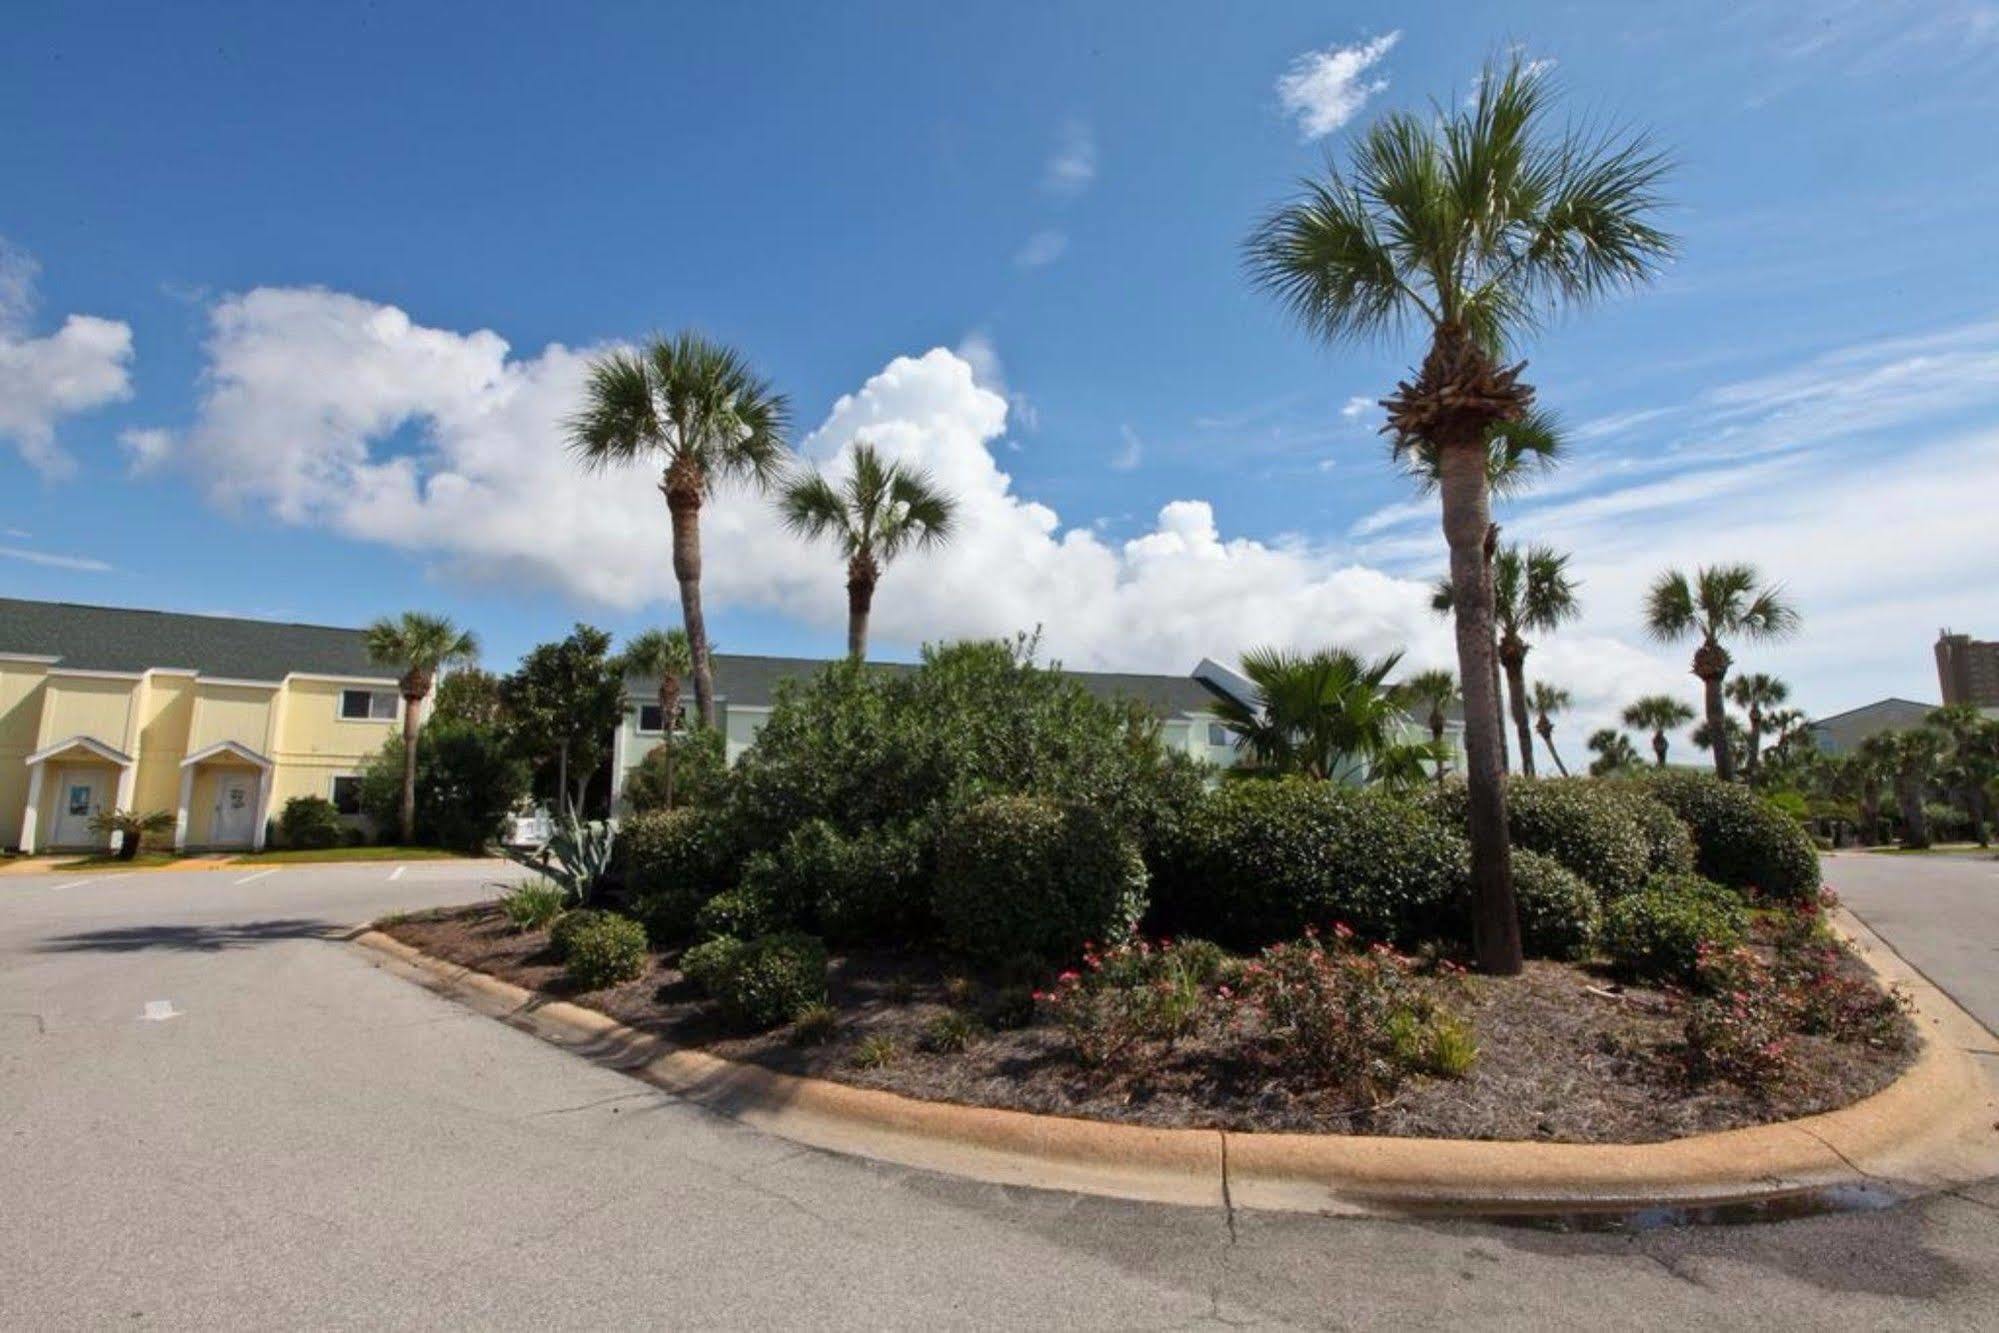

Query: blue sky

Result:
[6,2,1999,761]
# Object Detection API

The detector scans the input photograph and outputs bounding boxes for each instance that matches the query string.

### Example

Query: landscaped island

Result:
[385,642,1913,1145]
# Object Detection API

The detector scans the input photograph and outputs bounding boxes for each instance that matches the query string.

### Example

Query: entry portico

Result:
[20,734,136,853]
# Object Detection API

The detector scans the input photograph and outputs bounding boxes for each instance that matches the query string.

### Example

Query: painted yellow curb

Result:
[350,911,1999,1217]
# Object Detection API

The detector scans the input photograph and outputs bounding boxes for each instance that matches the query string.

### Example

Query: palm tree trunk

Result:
[1744,707,1764,782]
[1694,640,1733,781]
[663,464,716,729]
[1501,648,1535,779]
[658,683,677,811]
[1490,643,1509,773]
[1437,441,1520,976]
[1899,776,1930,849]
[1430,711,1447,788]
[398,688,421,844]
[1538,722,1570,777]
[846,556,877,662]
[1652,730,1669,767]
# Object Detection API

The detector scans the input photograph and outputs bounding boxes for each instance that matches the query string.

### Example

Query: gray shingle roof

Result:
[0,598,388,681]
[632,652,1228,717]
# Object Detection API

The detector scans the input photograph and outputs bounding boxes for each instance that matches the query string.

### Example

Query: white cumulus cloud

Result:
[0,239,136,478]
[1276,32,1401,139]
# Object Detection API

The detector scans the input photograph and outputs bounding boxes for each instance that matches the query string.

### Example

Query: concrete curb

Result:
[350,910,1999,1217]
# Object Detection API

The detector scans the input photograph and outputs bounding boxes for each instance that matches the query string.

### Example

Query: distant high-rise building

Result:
[1936,630,1999,708]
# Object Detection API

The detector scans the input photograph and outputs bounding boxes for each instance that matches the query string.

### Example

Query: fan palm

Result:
[780,440,957,661]
[1930,704,1999,847]
[1643,565,1800,781]
[1623,694,1695,767]
[1586,728,1641,777]
[1434,544,1580,778]
[1245,54,1672,973]
[568,331,791,728]
[619,628,694,808]
[1213,647,1409,781]
[1886,726,1948,849]
[1397,667,1458,786]
[1528,680,1573,777]
[365,611,480,844]
[1724,671,1790,784]
[1850,734,1898,845]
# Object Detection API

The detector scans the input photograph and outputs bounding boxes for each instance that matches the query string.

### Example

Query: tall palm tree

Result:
[365,612,480,844]
[1586,728,1641,777]
[1213,647,1409,781]
[568,331,791,728]
[1398,667,1458,786]
[1643,565,1800,781]
[1245,55,1672,973]
[1528,681,1573,777]
[1691,715,1749,777]
[619,628,693,809]
[779,440,956,661]
[1725,671,1790,784]
[1434,544,1580,778]
[1887,726,1947,850]
[1623,694,1695,767]
[1930,704,1999,847]
[1851,734,1898,845]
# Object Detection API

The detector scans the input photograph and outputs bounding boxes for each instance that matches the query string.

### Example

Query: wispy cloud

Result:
[1,544,113,573]
[1014,229,1069,269]
[1112,424,1143,471]
[1042,120,1096,196]
[1276,32,1400,139]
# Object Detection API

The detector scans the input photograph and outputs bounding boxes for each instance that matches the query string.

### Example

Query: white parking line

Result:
[388,865,406,881]
[233,868,279,886]
[51,877,102,892]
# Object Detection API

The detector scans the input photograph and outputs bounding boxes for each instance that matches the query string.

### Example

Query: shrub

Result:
[851,1034,901,1069]
[621,725,731,814]
[790,1003,839,1046]
[1152,780,1468,950]
[1641,771,1822,901]
[1612,788,1699,879]
[499,878,566,931]
[359,721,529,852]
[277,796,343,850]
[1431,778,1651,899]
[559,912,649,990]
[1601,874,1748,984]
[549,908,611,959]
[919,1009,986,1054]
[1509,849,1601,961]
[1035,938,1224,1066]
[1683,946,1793,1090]
[693,887,786,941]
[684,931,829,1031]
[934,795,1148,964]
[620,805,737,900]
[630,888,704,947]
[740,818,929,943]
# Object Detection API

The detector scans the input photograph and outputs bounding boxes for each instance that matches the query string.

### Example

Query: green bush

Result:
[621,726,730,813]
[692,886,786,941]
[549,908,610,959]
[682,931,829,1030]
[1509,849,1601,961]
[499,878,566,931]
[739,818,929,943]
[359,720,529,852]
[620,805,738,899]
[1601,873,1748,984]
[1604,786,1699,879]
[934,795,1149,964]
[559,912,649,990]
[1151,780,1467,951]
[1641,772,1822,900]
[1430,778,1650,899]
[277,795,344,850]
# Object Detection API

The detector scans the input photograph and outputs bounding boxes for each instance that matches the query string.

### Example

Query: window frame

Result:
[635,703,665,735]
[1206,721,1231,748]
[339,688,399,722]
[329,774,364,817]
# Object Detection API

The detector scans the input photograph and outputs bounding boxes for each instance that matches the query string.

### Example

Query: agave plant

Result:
[502,809,619,906]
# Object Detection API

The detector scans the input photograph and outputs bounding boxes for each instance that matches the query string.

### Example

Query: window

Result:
[340,689,397,721]
[636,703,685,735]
[1207,722,1231,748]
[330,776,363,816]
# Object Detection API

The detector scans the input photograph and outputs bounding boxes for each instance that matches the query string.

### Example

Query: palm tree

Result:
[1398,668,1458,786]
[1931,704,1999,847]
[1887,726,1947,849]
[779,440,957,661]
[1528,681,1573,777]
[1586,728,1641,777]
[619,627,693,809]
[365,612,480,844]
[568,331,791,728]
[1245,55,1672,974]
[1434,544,1580,778]
[1213,647,1409,781]
[1725,672,1790,784]
[1851,734,1898,845]
[1691,715,1749,777]
[1623,694,1695,767]
[1643,565,1800,781]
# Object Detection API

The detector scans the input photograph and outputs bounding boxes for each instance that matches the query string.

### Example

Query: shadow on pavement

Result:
[34,918,345,954]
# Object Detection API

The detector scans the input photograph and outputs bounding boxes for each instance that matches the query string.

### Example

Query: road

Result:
[4,857,1998,1330]
[1827,849,1999,1040]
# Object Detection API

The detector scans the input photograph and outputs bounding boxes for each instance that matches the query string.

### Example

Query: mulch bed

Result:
[382,904,1916,1145]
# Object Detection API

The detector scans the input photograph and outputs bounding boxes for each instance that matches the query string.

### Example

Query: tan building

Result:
[1936,630,1999,708]
[2,598,403,853]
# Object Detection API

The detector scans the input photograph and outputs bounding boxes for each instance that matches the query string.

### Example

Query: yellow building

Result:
[2,598,405,853]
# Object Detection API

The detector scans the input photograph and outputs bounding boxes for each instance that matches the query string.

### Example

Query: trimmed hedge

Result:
[1601,873,1747,984]
[1430,778,1651,899]
[1152,780,1468,951]
[558,912,649,990]
[692,886,785,942]
[1510,849,1601,961]
[740,818,930,943]
[1641,772,1821,901]
[681,931,828,1030]
[620,806,738,943]
[934,795,1149,964]
[1607,787,1699,880]
[277,795,343,850]
[550,908,611,958]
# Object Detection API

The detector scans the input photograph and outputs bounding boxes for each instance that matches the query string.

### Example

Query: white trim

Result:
[144,667,199,678]
[0,652,61,665]
[198,676,283,690]
[283,671,400,687]
[180,739,274,770]
[18,763,44,852]
[45,666,144,681]
[24,734,134,768]
[337,686,400,723]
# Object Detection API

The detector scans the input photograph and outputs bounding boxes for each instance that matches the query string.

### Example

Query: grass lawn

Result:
[1862,843,1995,857]
[50,852,185,871]
[228,845,489,865]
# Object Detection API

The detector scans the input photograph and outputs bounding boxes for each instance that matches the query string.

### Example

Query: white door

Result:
[210,772,258,847]
[51,769,109,847]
